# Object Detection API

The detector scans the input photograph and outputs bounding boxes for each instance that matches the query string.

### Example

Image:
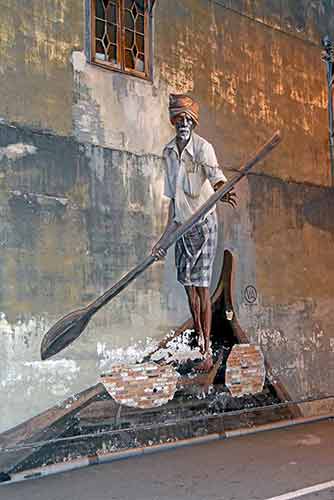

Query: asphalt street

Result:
[1,420,334,500]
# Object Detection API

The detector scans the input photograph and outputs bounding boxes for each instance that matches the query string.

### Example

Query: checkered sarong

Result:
[175,210,218,287]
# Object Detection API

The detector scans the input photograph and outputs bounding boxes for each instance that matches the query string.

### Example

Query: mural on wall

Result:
[0,96,285,481]
[39,95,281,400]
[1,0,334,484]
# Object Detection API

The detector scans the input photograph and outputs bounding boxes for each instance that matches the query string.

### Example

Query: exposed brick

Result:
[225,344,265,397]
[101,362,179,409]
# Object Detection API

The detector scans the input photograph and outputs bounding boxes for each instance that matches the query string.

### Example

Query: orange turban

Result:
[169,94,199,126]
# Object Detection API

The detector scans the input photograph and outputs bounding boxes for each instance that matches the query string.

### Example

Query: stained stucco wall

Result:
[221,175,334,403]
[72,0,331,186]
[0,0,334,431]
[0,0,331,185]
[0,123,193,431]
[0,0,83,134]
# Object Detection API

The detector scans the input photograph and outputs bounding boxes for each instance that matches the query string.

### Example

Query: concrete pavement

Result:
[1,420,334,500]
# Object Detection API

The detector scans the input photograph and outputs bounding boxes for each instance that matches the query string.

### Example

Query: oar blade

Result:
[40,309,92,360]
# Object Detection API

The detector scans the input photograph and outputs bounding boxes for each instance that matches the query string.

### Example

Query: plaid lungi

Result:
[175,210,218,287]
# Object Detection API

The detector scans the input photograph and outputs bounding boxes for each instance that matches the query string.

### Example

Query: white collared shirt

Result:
[163,133,227,223]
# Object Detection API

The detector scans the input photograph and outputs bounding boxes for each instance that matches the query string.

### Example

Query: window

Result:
[91,0,151,79]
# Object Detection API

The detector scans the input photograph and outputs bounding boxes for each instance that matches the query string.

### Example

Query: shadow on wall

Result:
[303,187,334,232]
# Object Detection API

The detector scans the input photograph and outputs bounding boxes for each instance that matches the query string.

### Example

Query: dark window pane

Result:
[96,0,105,19]
[103,0,109,7]
[132,45,138,58]
[124,10,134,30]
[96,39,106,60]
[136,33,144,52]
[107,23,117,44]
[96,19,105,39]
[135,53,145,72]
[106,2,117,23]
[125,29,134,49]
[108,44,117,64]
[96,39,104,53]
[132,3,138,18]
[136,14,144,33]
[125,49,135,69]
[135,0,145,14]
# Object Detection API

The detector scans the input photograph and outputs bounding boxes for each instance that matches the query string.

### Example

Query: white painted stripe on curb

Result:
[98,448,144,463]
[262,479,334,500]
[11,456,90,483]
[2,414,333,486]
[225,413,334,439]
[142,433,221,454]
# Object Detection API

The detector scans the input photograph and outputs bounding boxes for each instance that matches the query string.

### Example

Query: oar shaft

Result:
[90,255,155,312]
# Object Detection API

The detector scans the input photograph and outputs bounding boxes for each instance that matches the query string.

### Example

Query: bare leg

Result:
[196,287,212,353]
[195,286,213,371]
[185,286,205,353]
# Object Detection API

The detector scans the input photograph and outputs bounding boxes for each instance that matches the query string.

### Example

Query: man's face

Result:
[175,113,194,142]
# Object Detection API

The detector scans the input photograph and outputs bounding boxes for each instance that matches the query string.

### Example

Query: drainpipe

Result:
[321,36,334,186]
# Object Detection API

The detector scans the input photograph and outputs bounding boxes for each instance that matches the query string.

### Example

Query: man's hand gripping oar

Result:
[152,180,237,262]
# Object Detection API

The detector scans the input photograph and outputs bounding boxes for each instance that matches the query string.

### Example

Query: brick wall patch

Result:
[101,362,179,409]
[225,344,265,397]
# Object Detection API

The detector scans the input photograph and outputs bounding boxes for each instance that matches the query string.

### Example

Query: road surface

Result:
[1,419,334,500]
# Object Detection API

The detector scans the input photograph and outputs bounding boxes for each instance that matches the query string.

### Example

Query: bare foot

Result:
[198,333,205,354]
[204,337,211,354]
[196,355,213,372]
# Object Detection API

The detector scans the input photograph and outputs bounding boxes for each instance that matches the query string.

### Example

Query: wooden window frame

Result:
[91,0,151,81]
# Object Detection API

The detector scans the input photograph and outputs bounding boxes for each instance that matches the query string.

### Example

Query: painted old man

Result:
[152,94,236,371]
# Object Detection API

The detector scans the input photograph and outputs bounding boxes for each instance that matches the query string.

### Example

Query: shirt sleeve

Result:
[163,153,174,199]
[201,143,227,187]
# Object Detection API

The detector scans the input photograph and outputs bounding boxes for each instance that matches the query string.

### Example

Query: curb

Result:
[1,413,333,485]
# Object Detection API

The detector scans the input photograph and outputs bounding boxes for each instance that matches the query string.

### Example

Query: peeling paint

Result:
[0,143,37,161]
[97,338,160,369]
[151,329,203,363]
[71,50,86,74]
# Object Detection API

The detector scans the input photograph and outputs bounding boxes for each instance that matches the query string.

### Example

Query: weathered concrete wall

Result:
[0,1,331,185]
[0,120,226,433]
[0,0,83,134]
[222,174,334,403]
[0,0,334,432]
[156,0,329,186]
[71,0,330,187]
[0,122,192,432]
[218,0,334,44]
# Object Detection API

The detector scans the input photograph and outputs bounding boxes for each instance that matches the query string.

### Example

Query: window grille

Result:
[91,0,151,79]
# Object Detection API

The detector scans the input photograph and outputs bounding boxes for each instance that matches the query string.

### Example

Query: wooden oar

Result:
[40,131,281,360]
